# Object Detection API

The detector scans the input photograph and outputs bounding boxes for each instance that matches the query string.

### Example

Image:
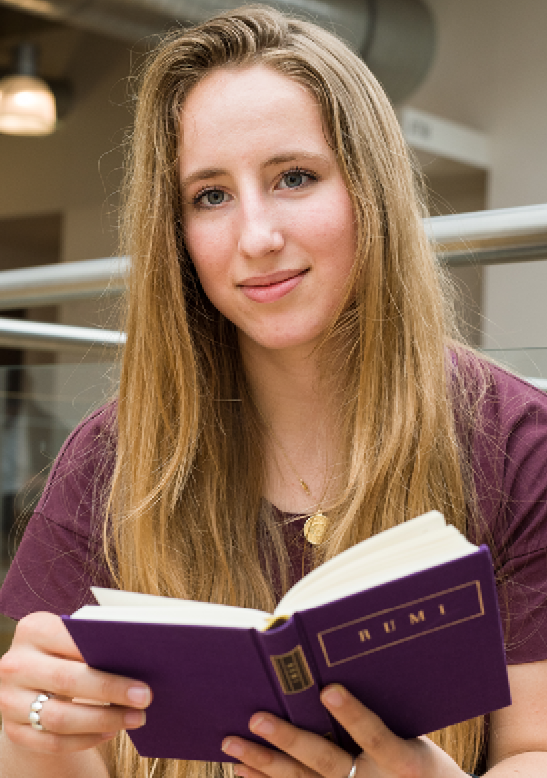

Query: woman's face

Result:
[180,64,356,358]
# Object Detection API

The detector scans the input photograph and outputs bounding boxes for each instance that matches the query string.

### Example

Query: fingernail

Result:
[233,768,248,777]
[127,686,151,707]
[125,709,146,727]
[321,685,346,708]
[222,738,244,758]
[249,714,275,735]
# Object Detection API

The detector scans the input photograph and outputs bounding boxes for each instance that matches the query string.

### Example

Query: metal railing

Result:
[0,256,129,311]
[0,202,546,351]
[0,318,125,352]
[426,202,547,267]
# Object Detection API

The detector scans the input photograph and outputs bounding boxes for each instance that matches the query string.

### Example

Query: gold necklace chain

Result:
[259,414,329,546]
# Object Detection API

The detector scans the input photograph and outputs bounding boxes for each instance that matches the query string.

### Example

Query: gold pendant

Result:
[303,511,328,545]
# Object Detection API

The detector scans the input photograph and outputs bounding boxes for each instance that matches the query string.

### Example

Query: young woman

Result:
[1,6,547,778]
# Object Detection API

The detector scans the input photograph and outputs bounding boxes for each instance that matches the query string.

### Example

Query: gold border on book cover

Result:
[318,581,485,667]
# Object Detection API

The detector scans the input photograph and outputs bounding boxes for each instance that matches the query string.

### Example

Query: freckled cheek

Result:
[308,214,356,264]
[190,260,229,305]
[185,229,232,282]
[299,195,355,243]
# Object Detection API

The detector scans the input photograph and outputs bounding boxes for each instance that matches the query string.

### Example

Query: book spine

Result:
[291,611,349,749]
[256,617,335,740]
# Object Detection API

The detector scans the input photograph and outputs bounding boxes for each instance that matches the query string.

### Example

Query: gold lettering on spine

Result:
[270,646,314,695]
[383,620,396,634]
[358,629,371,642]
[409,610,425,625]
[439,604,445,615]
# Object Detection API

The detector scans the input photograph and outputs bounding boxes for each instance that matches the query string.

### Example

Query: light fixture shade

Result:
[0,74,56,136]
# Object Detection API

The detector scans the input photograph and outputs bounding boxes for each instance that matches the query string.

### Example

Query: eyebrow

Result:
[179,151,331,190]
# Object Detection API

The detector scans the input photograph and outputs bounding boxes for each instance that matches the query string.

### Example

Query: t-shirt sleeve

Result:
[0,405,115,621]
[471,365,547,665]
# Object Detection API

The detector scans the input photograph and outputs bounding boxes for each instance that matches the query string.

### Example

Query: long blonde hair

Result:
[105,6,483,775]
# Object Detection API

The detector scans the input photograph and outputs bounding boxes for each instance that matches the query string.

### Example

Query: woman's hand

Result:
[222,684,466,778]
[0,612,151,755]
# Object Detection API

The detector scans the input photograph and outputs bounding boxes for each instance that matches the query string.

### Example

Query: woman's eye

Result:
[278,170,315,190]
[195,189,228,207]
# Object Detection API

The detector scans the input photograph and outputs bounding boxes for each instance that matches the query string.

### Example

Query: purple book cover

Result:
[63,546,510,762]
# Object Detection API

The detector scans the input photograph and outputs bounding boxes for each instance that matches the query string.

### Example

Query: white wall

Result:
[411,0,547,350]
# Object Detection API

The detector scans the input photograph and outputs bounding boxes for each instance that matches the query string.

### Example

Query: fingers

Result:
[321,685,426,775]
[222,713,354,778]
[1,689,146,735]
[223,734,312,778]
[1,648,151,709]
[222,687,461,778]
[2,720,117,755]
[0,612,151,710]
[15,612,85,661]
[222,686,428,778]
[321,686,399,758]
[0,610,153,755]
[1,687,130,755]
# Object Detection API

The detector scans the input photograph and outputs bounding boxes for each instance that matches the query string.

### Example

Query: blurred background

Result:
[0,0,546,651]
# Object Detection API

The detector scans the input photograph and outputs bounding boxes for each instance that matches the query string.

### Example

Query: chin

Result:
[238,320,326,355]
[253,334,322,353]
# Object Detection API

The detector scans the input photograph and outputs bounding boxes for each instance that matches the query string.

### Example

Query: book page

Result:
[73,599,272,630]
[91,588,210,607]
[275,511,450,614]
[277,529,476,615]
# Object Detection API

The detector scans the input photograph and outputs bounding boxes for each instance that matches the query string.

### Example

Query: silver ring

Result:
[347,756,357,778]
[29,693,51,731]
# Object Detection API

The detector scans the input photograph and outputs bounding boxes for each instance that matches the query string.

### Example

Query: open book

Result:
[64,511,510,762]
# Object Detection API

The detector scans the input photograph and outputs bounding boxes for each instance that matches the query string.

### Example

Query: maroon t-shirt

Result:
[2,363,547,665]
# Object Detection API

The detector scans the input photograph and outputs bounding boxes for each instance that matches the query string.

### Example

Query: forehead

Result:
[178,65,329,168]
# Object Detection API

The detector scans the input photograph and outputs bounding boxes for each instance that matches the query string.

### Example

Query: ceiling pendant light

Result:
[0,42,56,137]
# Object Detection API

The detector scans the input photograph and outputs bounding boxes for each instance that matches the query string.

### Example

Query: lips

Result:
[238,269,308,303]
[240,269,308,287]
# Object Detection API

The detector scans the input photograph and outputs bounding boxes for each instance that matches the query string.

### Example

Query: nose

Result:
[237,194,284,259]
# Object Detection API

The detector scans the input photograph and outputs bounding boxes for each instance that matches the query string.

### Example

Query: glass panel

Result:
[481,348,547,391]
[0,362,117,655]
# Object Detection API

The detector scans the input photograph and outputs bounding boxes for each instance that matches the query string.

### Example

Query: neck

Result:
[239,335,344,513]
[240,335,327,429]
